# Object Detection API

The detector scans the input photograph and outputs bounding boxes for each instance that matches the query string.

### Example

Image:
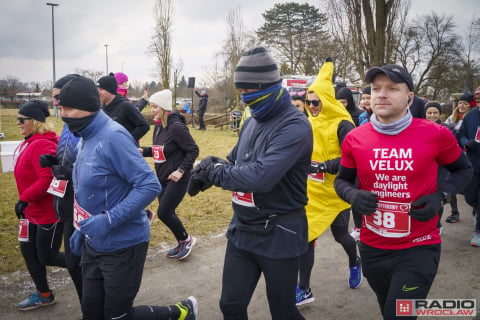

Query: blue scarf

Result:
[241,84,291,122]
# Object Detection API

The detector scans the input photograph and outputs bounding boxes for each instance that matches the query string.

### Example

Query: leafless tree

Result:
[74,68,104,82]
[149,0,173,89]
[172,58,184,103]
[397,12,459,96]
[325,0,410,81]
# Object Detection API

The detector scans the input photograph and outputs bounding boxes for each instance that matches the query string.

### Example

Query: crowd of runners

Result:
[10,44,480,320]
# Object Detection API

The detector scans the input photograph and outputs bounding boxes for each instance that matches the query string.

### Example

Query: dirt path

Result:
[1,198,480,319]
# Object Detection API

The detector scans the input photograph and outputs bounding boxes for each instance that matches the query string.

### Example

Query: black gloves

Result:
[187,170,213,196]
[39,154,58,168]
[465,140,478,151]
[351,190,378,216]
[409,192,443,222]
[309,162,326,174]
[187,156,227,196]
[196,156,228,171]
[309,161,339,174]
[15,200,28,219]
[51,165,73,181]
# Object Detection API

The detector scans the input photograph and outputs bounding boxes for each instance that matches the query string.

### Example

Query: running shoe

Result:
[350,227,360,241]
[471,231,480,247]
[349,258,363,289]
[445,211,460,223]
[176,296,198,320]
[17,291,56,311]
[167,235,197,259]
[295,285,314,306]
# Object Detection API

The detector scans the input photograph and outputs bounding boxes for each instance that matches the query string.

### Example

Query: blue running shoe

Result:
[296,285,314,306]
[17,291,56,311]
[349,257,363,289]
[176,296,198,320]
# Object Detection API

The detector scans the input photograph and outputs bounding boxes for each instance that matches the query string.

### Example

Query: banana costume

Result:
[305,60,354,242]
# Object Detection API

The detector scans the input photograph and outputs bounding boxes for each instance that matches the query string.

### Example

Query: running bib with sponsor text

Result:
[73,197,92,231]
[18,218,29,242]
[364,200,411,238]
[308,160,325,182]
[232,191,255,207]
[152,145,166,163]
[47,177,68,198]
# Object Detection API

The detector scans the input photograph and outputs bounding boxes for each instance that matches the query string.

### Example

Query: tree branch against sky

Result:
[149,0,173,89]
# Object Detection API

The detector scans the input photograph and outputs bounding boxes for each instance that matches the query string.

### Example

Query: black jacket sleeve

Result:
[334,165,358,203]
[440,152,473,194]
[127,107,150,141]
[323,120,355,174]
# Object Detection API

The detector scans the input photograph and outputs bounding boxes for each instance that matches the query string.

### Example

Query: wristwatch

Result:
[178,168,185,174]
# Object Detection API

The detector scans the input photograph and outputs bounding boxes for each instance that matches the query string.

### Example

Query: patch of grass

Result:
[0,108,239,273]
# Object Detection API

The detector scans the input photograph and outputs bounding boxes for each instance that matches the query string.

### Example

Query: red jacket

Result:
[14,131,59,224]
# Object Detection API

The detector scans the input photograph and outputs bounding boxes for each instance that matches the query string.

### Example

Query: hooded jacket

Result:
[102,94,150,142]
[14,131,59,224]
[142,111,199,183]
[73,111,161,252]
[336,87,362,126]
[305,61,354,242]
[195,91,208,116]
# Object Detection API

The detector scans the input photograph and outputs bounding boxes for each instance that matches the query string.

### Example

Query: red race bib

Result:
[73,197,92,231]
[308,160,325,182]
[18,218,29,242]
[152,145,166,163]
[47,177,68,198]
[364,200,411,238]
[232,192,256,207]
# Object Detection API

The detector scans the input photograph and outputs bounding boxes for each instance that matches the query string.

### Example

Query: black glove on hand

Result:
[309,162,326,174]
[52,165,73,181]
[351,190,378,216]
[15,200,28,219]
[197,156,228,171]
[465,139,478,151]
[39,154,58,168]
[409,192,443,222]
[187,170,213,196]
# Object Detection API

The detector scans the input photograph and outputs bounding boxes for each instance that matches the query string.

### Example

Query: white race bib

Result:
[364,200,411,238]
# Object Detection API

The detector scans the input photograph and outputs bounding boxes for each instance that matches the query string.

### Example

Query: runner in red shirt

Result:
[334,64,472,320]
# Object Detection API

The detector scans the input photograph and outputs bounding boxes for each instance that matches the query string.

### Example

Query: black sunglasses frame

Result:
[305,100,320,107]
[17,117,32,124]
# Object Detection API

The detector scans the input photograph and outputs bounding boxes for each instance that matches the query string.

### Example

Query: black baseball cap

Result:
[365,64,414,91]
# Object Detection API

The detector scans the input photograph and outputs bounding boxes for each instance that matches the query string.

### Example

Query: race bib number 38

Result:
[364,200,411,238]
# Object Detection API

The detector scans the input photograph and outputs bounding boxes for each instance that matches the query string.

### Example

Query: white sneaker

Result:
[350,227,360,241]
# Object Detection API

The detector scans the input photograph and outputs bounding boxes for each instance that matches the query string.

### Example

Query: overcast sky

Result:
[0,0,479,88]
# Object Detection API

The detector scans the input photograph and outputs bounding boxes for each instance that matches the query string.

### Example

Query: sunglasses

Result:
[305,100,320,107]
[17,117,32,124]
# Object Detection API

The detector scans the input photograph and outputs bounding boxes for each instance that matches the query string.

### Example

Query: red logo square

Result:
[396,300,413,316]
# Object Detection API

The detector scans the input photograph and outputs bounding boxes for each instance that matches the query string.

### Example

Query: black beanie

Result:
[54,74,80,89]
[19,100,50,122]
[234,46,282,89]
[362,87,371,95]
[58,76,100,112]
[459,92,474,105]
[96,74,118,95]
[425,101,442,114]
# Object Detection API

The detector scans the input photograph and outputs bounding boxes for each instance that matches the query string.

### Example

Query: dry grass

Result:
[0,106,239,273]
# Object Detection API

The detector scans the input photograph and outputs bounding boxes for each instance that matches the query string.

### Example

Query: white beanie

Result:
[149,89,172,111]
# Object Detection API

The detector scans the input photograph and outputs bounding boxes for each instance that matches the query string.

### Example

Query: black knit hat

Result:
[96,73,117,95]
[54,74,80,89]
[18,100,50,122]
[234,46,282,89]
[458,92,474,104]
[425,101,442,114]
[362,87,371,95]
[365,64,414,91]
[58,76,100,112]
